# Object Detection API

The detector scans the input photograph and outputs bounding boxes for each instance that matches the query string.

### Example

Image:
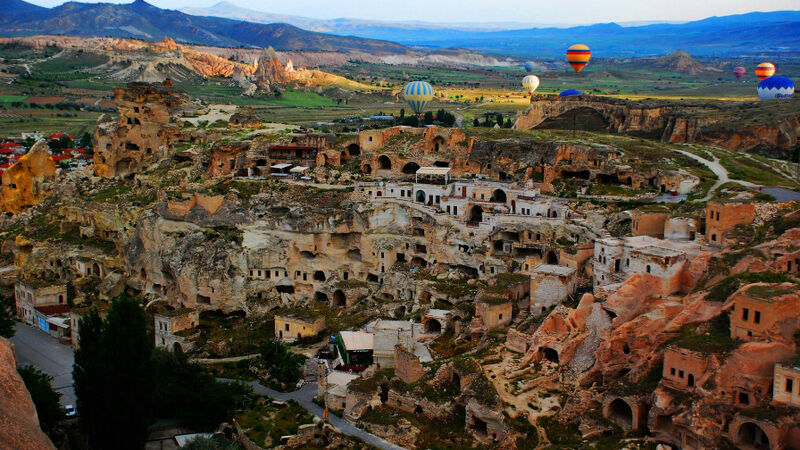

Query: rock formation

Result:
[0,338,55,450]
[0,140,57,214]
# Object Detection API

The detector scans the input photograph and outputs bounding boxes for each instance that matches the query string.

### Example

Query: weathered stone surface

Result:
[0,140,57,214]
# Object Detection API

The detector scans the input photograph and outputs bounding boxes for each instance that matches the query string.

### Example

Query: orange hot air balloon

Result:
[566,44,591,73]
[755,62,776,81]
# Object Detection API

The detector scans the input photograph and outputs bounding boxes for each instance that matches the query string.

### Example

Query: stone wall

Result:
[705,201,756,246]
[394,344,424,384]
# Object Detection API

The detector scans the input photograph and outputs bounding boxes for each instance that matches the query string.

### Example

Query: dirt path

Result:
[674,147,756,201]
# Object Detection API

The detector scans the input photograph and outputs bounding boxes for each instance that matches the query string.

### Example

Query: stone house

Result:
[475,297,513,330]
[662,346,710,390]
[155,308,199,352]
[593,235,700,294]
[729,284,799,341]
[529,264,576,312]
[705,200,756,246]
[14,280,68,326]
[773,364,800,407]
[368,319,417,369]
[274,311,325,342]
[74,258,105,278]
[631,209,669,238]
[465,398,507,444]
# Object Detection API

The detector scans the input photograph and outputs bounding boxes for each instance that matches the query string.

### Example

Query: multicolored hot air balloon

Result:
[757,76,794,100]
[524,61,535,73]
[522,75,540,95]
[755,62,776,81]
[566,44,591,73]
[733,66,746,80]
[402,81,434,114]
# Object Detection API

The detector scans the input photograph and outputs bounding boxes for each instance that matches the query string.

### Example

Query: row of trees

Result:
[472,113,514,128]
[74,296,251,450]
[395,108,457,127]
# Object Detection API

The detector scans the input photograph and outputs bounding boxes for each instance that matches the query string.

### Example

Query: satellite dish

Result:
[379,181,384,186]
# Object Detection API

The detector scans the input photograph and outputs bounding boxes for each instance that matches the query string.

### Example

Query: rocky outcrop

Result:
[94,80,189,178]
[0,338,55,450]
[0,140,57,214]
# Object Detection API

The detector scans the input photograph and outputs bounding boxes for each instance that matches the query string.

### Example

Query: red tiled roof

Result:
[35,305,70,316]
[0,163,10,169]
[0,149,12,155]
[51,155,70,162]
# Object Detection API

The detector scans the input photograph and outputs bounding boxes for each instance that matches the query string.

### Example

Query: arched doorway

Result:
[314,292,328,303]
[490,189,507,203]
[313,270,326,281]
[362,163,372,174]
[546,250,559,265]
[379,383,389,403]
[737,422,770,449]
[402,161,420,174]
[340,151,349,163]
[347,143,361,156]
[333,289,346,307]
[378,155,392,170]
[468,206,483,224]
[415,190,426,203]
[608,399,633,429]
[452,372,461,390]
[425,319,442,333]
[92,263,101,275]
[173,342,183,354]
[432,137,445,152]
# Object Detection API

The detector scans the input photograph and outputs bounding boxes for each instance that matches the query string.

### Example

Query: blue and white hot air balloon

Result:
[757,76,794,100]
[403,81,434,114]
[524,61,536,73]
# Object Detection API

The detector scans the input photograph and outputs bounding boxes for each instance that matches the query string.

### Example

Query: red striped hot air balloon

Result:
[566,44,591,73]
[733,66,746,80]
[755,62,776,81]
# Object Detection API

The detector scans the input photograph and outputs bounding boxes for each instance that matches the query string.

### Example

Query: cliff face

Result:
[516,95,800,157]
[0,338,56,450]
[0,140,57,214]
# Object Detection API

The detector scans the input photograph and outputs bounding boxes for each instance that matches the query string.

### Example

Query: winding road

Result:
[674,147,756,201]
[11,323,76,406]
[241,380,405,450]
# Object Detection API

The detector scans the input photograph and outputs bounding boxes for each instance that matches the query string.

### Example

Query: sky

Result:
[25,0,800,25]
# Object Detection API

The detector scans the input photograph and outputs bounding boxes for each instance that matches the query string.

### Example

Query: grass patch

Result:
[235,399,313,448]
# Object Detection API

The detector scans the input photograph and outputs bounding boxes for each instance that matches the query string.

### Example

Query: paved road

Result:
[241,380,405,450]
[11,322,75,406]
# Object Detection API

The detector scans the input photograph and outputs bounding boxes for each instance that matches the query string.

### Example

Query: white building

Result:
[529,264,577,312]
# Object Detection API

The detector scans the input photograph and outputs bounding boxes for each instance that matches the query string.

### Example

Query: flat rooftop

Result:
[531,264,576,277]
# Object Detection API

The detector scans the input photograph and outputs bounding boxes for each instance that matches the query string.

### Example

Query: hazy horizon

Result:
[22,0,800,26]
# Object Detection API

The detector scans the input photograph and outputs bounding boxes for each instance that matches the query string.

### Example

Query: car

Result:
[64,404,77,417]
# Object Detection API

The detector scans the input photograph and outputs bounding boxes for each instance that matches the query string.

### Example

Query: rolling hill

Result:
[0,0,409,55]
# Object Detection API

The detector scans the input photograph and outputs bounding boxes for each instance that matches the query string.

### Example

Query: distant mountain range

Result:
[0,0,798,58]
[0,0,409,55]
[183,3,800,58]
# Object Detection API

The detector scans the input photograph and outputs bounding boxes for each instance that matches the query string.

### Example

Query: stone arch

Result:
[432,136,445,152]
[92,262,101,275]
[340,150,349,163]
[541,347,559,364]
[425,318,442,333]
[546,250,559,265]
[362,163,372,174]
[736,422,770,450]
[411,256,427,268]
[415,190,426,203]
[490,189,507,203]
[452,371,461,390]
[378,155,392,170]
[402,161,421,174]
[313,270,326,281]
[468,205,484,224]
[333,289,346,307]
[173,342,183,354]
[314,291,328,303]
[347,143,361,156]
[608,398,633,429]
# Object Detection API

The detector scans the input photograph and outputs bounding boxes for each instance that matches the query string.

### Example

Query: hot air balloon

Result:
[566,44,591,73]
[524,61,535,73]
[559,89,582,97]
[522,75,540,95]
[755,62,776,81]
[403,81,434,115]
[733,66,746,80]
[757,76,794,100]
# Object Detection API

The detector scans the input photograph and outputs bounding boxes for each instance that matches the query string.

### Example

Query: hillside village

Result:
[1,79,800,449]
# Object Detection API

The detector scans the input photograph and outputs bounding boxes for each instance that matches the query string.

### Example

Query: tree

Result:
[399,108,405,119]
[73,296,153,450]
[17,365,64,435]
[260,339,306,384]
[423,111,434,125]
[496,113,504,127]
[78,132,92,150]
[473,117,480,127]
[183,436,240,450]
[0,303,15,338]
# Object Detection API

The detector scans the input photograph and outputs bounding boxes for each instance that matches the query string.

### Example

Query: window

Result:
[754,311,761,324]
[786,378,794,393]
[343,272,349,280]
[738,392,749,405]
[670,368,676,376]
[498,314,503,320]
[285,323,289,331]
[679,370,684,378]
[742,308,749,321]
[646,265,651,273]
